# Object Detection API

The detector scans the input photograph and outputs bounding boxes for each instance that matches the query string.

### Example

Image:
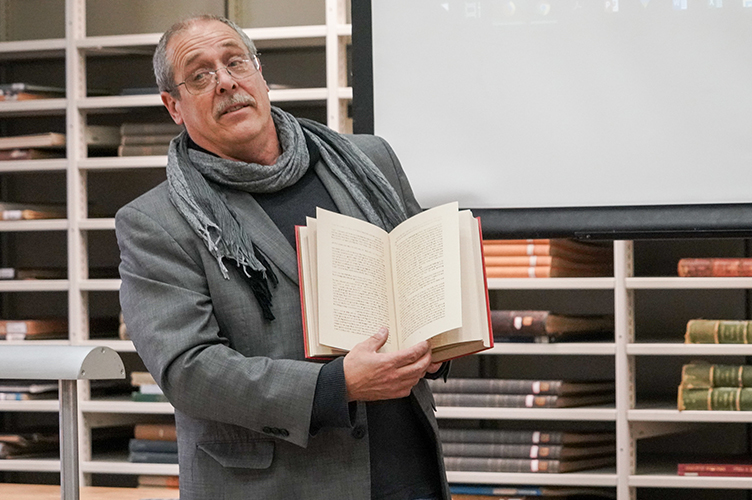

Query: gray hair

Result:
[153,14,258,98]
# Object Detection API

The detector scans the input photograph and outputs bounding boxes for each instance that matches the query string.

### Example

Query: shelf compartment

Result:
[447,468,618,487]
[435,406,617,421]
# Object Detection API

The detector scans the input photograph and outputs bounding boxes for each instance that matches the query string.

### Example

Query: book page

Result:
[390,202,462,349]
[429,212,492,359]
[316,208,397,352]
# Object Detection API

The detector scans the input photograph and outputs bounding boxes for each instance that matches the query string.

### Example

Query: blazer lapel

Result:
[223,189,300,285]
[314,162,366,221]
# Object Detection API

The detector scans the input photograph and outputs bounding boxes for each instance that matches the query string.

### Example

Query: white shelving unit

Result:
[0,0,351,486]
[2,1,751,497]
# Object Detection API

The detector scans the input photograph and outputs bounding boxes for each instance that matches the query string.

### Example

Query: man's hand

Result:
[343,327,434,402]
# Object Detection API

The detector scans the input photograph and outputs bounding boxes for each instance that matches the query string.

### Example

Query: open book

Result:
[296,202,493,363]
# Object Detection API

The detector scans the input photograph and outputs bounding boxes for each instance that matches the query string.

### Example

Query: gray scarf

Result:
[166,106,408,320]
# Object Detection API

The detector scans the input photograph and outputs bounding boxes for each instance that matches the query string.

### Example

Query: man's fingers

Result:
[359,326,389,352]
[390,340,431,367]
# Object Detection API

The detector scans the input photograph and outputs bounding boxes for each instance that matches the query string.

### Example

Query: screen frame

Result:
[351,0,752,240]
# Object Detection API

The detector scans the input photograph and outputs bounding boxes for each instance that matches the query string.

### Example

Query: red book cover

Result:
[678,258,752,277]
[678,459,752,477]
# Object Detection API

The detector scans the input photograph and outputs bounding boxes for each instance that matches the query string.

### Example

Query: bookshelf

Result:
[2,3,751,500]
[0,0,350,488]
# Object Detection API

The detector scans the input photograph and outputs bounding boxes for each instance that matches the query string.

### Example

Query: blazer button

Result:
[351,426,366,439]
[263,427,273,434]
[279,429,289,437]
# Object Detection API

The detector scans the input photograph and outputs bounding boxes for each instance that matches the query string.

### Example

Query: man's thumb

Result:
[367,327,389,351]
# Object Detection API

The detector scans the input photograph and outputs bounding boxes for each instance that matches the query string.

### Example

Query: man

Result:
[116,14,449,500]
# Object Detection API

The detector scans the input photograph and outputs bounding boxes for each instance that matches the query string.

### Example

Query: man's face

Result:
[161,19,275,161]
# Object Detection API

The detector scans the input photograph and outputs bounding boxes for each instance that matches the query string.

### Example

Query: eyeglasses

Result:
[176,54,261,95]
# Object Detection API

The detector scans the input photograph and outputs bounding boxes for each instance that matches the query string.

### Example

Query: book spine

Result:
[682,363,752,388]
[443,456,559,473]
[134,424,177,441]
[678,463,752,476]
[442,442,562,459]
[439,429,563,445]
[128,451,179,464]
[429,378,562,395]
[685,320,752,344]
[484,255,553,267]
[678,386,752,411]
[128,438,178,454]
[678,258,752,277]
[490,310,548,336]
[433,393,558,408]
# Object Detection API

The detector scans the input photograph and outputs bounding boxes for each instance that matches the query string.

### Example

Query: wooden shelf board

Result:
[485,343,616,356]
[0,219,68,232]
[447,468,618,487]
[436,406,617,421]
[487,277,615,290]
[0,160,67,173]
[82,398,174,414]
[0,279,68,291]
[627,276,752,289]
[628,342,752,356]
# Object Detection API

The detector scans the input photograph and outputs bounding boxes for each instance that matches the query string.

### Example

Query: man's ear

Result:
[161,91,184,125]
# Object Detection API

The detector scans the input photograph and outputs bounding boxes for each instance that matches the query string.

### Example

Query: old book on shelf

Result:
[128,450,179,464]
[490,310,614,342]
[681,362,752,388]
[441,442,616,460]
[678,257,752,277]
[684,319,752,344]
[120,122,184,136]
[0,318,68,340]
[482,239,612,260]
[450,484,616,498]
[118,144,171,157]
[296,202,493,363]
[0,126,119,150]
[134,423,177,442]
[0,431,59,458]
[120,133,179,146]
[678,386,752,411]
[443,455,615,473]
[0,202,66,221]
[484,263,613,279]
[0,148,65,161]
[0,83,65,101]
[432,392,614,408]
[129,438,178,454]
[427,378,615,395]
[677,458,752,477]
[130,370,167,402]
[438,429,616,446]
[0,380,58,400]
[138,475,179,488]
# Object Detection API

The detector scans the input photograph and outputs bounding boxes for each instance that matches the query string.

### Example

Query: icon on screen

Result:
[465,1,481,17]
[605,0,619,12]
[673,0,688,9]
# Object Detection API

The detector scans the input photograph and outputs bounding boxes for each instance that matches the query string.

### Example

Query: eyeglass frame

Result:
[174,53,261,95]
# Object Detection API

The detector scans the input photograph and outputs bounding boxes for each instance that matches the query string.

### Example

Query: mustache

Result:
[214,94,256,117]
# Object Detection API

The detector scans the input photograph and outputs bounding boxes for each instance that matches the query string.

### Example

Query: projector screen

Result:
[365,0,752,212]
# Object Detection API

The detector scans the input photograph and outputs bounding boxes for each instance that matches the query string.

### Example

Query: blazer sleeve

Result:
[116,203,322,449]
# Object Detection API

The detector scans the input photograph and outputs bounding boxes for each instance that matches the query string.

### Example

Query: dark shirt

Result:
[187,135,442,500]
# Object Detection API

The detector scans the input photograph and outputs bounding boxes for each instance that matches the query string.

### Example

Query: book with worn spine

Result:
[684,319,752,344]
[681,363,752,388]
[678,257,752,277]
[433,392,613,408]
[438,429,615,446]
[678,386,752,411]
[441,442,616,459]
[443,455,615,473]
[427,378,614,395]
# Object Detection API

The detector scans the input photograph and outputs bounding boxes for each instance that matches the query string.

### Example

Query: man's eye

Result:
[190,71,210,84]
[227,59,243,69]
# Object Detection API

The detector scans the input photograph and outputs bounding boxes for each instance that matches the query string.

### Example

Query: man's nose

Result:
[215,67,237,93]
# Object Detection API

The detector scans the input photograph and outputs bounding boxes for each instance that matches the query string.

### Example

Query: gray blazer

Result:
[116,135,450,500]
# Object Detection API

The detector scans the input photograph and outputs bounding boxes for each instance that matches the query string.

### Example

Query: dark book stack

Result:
[440,428,615,474]
[482,239,613,278]
[0,202,66,221]
[128,423,178,464]
[118,122,183,157]
[0,431,59,459]
[427,378,615,409]
[130,371,168,402]
[490,310,614,344]
[678,362,752,411]
[450,483,616,499]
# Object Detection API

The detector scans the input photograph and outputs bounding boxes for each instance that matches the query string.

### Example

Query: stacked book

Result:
[118,122,183,157]
[684,318,752,344]
[440,428,615,474]
[0,318,68,341]
[0,83,65,101]
[130,371,168,402]
[0,202,66,221]
[128,423,178,464]
[678,257,752,277]
[678,361,752,411]
[137,474,179,489]
[0,380,58,401]
[482,239,613,278]
[450,484,616,499]
[0,126,120,161]
[491,310,614,343]
[427,378,615,409]
[0,430,59,459]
